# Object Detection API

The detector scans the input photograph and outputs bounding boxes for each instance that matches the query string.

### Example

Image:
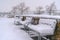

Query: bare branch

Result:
[35,6,44,14]
[46,2,57,15]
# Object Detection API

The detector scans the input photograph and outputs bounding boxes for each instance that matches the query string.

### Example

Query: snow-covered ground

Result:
[0,18,33,40]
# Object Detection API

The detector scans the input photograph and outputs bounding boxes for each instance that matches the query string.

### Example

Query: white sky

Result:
[0,0,60,12]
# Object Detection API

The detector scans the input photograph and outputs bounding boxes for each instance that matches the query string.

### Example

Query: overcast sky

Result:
[0,0,60,12]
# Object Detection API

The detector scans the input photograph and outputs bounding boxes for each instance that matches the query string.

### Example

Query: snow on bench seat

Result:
[28,19,57,36]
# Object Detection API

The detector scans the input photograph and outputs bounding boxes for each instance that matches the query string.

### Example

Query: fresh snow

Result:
[0,18,33,40]
[21,14,60,19]
[28,19,57,36]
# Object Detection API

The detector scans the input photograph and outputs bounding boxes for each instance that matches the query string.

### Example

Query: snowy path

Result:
[0,18,33,40]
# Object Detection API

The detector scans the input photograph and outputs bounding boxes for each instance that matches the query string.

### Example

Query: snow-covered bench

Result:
[27,18,57,40]
[14,16,32,25]
[19,17,32,25]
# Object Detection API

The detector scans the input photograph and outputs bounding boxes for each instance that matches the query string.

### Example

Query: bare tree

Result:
[15,2,29,15]
[11,2,29,17]
[46,2,57,15]
[35,6,44,14]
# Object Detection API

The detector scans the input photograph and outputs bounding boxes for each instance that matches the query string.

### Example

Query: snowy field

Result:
[0,18,33,40]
